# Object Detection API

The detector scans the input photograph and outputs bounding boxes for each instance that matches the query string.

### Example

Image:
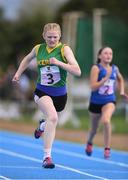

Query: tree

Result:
[0,5,50,70]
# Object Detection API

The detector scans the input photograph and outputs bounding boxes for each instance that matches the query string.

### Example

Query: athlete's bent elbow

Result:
[74,68,81,76]
[77,69,81,76]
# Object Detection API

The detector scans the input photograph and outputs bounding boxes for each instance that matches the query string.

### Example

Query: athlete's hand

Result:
[12,74,20,83]
[49,57,59,66]
[120,93,128,101]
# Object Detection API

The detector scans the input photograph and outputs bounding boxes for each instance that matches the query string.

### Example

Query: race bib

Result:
[98,79,115,95]
[40,66,60,86]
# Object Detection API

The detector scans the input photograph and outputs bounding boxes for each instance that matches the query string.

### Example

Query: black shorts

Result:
[88,102,116,114]
[34,88,67,112]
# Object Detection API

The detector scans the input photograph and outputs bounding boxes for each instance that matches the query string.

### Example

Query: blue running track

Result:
[0,130,128,179]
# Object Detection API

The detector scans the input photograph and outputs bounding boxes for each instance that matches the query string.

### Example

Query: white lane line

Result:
[53,148,128,168]
[0,166,42,169]
[0,175,11,180]
[0,165,127,174]
[0,148,108,180]
[1,137,128,168]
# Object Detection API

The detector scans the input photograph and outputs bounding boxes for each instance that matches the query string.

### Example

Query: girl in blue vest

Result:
[12,23,81,168]
[85,47,128,158]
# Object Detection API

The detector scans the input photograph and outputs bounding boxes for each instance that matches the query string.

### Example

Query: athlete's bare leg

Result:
[101,103,115,148]
[87,113,101,144]
[37,96,58,158]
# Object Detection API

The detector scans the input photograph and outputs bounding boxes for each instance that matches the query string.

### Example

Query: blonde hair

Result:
[42,23,61,37]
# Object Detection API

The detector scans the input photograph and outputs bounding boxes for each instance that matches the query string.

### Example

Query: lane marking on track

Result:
[0,165,128,174]
[1,137,128,168]
[0,165,127,174]
[0,175,11,180]
[0,148,108,180]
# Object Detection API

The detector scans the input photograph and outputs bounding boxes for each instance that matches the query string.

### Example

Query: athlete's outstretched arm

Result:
[12,47,36,83]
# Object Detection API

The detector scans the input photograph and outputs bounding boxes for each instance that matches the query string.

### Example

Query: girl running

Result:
[12,23,81,168]
[85,47,128,158]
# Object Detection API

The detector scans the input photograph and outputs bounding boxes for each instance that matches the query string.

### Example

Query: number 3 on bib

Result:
[40,66,60,86]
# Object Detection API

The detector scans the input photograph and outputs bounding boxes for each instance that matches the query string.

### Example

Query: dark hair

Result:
[96,46,113,66]
[96,47,105,63]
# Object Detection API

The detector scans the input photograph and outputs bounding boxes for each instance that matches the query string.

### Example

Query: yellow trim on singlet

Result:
[35,44,41,56]
[61,44,68,63]
[46,42,62,53]
[35,42,68,63]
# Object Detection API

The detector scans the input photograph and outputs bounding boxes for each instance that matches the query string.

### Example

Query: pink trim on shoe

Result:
[43,157,55,169]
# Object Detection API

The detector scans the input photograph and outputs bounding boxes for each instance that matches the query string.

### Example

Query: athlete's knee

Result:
[101,116,111,123]
[102,120,111,128]
[48,113,58,125]
[101,114,111,124]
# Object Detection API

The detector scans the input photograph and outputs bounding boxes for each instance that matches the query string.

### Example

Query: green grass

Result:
[11,108,128,135]
[111,115,128,134]
[62,109,128,134]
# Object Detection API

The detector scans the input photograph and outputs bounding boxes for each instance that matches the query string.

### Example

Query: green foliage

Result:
[0,17,14,69]
[0,5,52,71]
